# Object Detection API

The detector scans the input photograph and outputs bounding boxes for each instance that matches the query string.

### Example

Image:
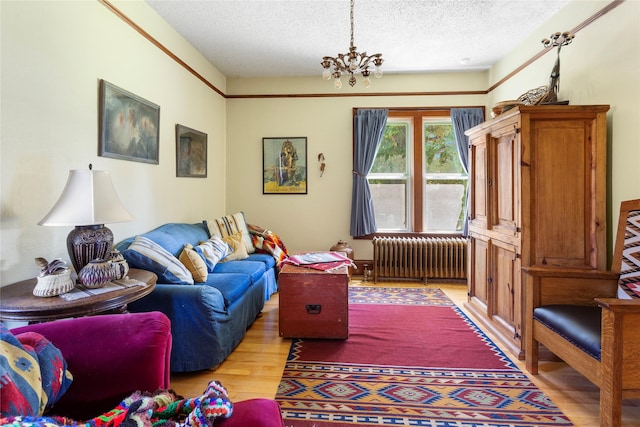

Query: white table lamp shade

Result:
[39,169,133,226]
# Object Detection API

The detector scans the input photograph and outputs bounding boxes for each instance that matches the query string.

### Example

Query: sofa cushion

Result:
[246,253,276,270]
[195,236,231,272]
[213,260,265,283]
[0,324,73,417]
[204,212,255,254]
[124,236,194,285]
[139,223,210,257]
[221,232,249,262]
[533,304,602,360]
[179,244,208,283]
[204,273,253,307]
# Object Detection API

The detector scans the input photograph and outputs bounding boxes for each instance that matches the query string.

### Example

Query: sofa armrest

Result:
[11,311,171,420]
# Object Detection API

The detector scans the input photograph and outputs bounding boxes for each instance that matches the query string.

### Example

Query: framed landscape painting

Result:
[262,137,307,194]
[176,124,207,178]
[98,80,160,164]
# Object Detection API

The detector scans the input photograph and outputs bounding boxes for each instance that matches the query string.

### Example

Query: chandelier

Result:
[321,0,383,89]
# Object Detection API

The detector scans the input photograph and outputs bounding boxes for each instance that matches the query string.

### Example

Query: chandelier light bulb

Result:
[322,68,331,80]
[374,66,383,79]
[334,77,343,89]
[362,69,371,88]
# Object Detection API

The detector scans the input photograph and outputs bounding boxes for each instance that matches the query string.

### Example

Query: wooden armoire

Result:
[465,105,609,359]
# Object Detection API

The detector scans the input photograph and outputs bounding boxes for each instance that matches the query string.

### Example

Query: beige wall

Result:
[1,0,227,284]
[2,0,638,285]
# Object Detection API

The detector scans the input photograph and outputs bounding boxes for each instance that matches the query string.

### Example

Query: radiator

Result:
[372,236,467,284]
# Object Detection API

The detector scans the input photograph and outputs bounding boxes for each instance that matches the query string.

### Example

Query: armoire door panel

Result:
[468,234,489,306]
[490,124,520,236]
[469,135,488,229]
[491,241,520,337]
[531,120,593,267]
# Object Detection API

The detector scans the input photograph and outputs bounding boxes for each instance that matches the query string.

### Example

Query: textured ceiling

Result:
[145,0,570,78]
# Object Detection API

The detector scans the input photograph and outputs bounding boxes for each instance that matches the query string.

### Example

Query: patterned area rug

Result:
[276,286,572,427]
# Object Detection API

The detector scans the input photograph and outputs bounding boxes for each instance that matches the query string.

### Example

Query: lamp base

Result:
[67,225,113,274]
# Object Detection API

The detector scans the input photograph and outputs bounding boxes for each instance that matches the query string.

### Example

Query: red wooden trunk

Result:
[278,262,349,339]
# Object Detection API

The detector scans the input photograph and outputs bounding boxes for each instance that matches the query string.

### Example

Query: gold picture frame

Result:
[262,137,307,194]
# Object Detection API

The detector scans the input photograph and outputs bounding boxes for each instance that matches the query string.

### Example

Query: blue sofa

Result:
[115,222,278,372]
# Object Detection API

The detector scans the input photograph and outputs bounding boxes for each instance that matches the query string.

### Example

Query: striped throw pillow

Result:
[195,236,231,272]
[124,236,194,285]
[204,212,255,254]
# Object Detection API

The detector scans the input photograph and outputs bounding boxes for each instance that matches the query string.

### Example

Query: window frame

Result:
[354,107,477,238]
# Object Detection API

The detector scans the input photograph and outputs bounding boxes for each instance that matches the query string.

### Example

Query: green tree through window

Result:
[365,110,467,233]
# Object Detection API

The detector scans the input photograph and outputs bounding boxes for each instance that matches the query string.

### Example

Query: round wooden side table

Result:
[0,268,156,322]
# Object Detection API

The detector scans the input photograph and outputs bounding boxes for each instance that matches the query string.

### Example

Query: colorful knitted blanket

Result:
[0,380,232,427]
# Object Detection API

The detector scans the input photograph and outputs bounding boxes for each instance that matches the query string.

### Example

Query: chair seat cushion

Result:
[533,304,602,360]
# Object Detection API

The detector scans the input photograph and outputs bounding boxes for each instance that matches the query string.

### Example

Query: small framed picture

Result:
[262,137,307,194]
[98,80,160,164]
[176,124,207,178]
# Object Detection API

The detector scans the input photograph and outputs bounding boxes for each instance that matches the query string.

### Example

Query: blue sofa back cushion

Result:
[116,223,210,256]
[213,260,265,283]
[142,223,210,257]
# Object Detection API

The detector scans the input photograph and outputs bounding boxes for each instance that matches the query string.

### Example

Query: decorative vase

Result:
[110,249,129,280]
[78,259,115,289]
[330,240,354,260]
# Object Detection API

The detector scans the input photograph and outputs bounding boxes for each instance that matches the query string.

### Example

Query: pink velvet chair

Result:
[9,311,284,427]
[10,311,172,420]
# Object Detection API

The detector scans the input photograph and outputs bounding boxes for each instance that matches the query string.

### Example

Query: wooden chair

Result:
[523,199,640,427]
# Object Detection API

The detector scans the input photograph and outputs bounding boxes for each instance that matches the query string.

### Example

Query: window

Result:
[367,110,467,233]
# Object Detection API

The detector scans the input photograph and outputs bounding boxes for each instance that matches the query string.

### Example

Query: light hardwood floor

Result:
[170,280,640,426]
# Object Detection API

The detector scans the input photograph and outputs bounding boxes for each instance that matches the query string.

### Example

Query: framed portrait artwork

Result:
[176,124,207,178]
[262,137,307,194]
[98,80,160,164]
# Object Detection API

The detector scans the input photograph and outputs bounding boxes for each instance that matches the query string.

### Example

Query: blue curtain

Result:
[350,109,388,237]
[451,108,485,236]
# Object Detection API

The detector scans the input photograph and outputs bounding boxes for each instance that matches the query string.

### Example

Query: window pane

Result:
[369,180,407,230]
[371,122,407,174]
[423,122,463,174]
[424,179,467,232]
[423,120,468,232]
